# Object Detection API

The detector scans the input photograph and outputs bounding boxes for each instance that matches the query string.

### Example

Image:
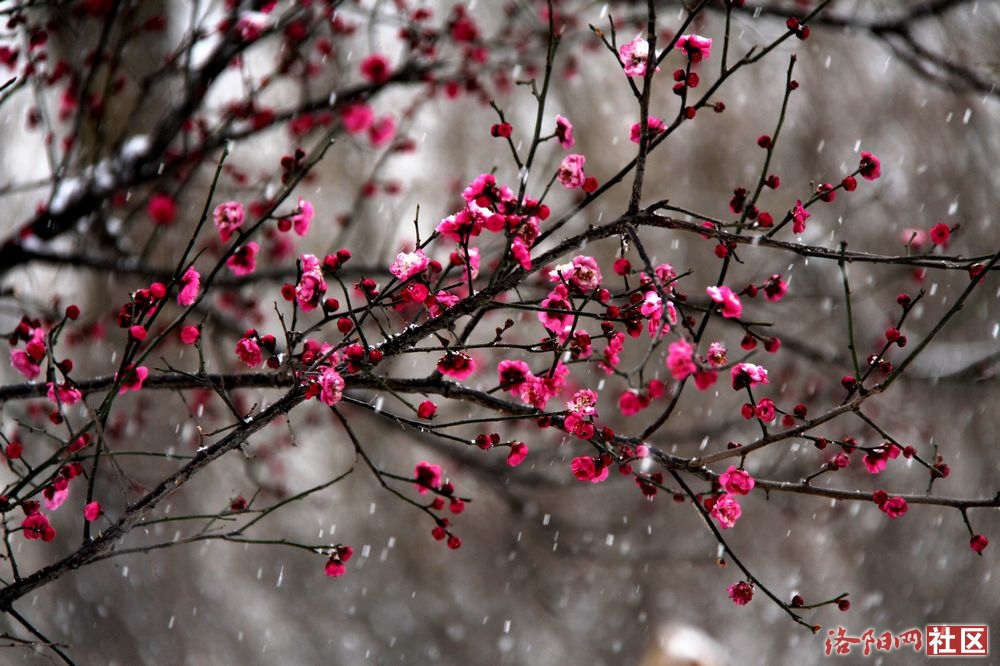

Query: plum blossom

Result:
[437,352,476,380]
[498,359,531,393]
[548,255,603,292]
[859,151,881,180]
[510,236,532,269]
[719,466,755,495]
[226,242,259,276]
[22,512,55,541]
[507,441,529,467]
[177,266,200,306]
[571,456,609,483]
[929,223,950,246]
[619,36,653,77]
[792,199,810,234]
[667,339,697,381]
[117,365,148,394]
[235,336,262,368]
[762,274,788,302]
[731,362,769,390]
[710,493,742,529]
[566,389,598,416]
[290,197,314,236]
[706,285,742,318]
[296,254,327,311]
[390,248,430,281]
[84,501,102,522]
[318,366,345,406]
[554,114,575,148]
[705,341,727,367]
[47,381,82,405]
[676,34,713,62]
[728,581,754,606]
[213,201,245,242]
[557,154,586,189]
[414,461,442,494]
[538,284,574,338]
[864,444,900,474]
[341,103,374,133]
[630,116,666,144]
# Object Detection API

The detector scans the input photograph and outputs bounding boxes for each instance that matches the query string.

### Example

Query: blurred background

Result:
[0,1,998,664]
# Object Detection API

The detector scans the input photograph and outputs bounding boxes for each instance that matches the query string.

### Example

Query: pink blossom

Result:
[929,223,950,246]
[518,375,553,410]
[213,201,245,242]
[762,274,788,302]
[601,331,626,373]
[226,242,259,276]
[437,352,476,380]
[557,153,586,189]
[235,337,262,368]
[859,151,881,180]
[754,397,776,422]
[510,236,532,269]
[47,381,83,405]
[705,342,727,367]
[414,460,442,494]
[10,349,41,379]
[498,359,532,393]
[710,493,742,529]
[117,365,148,394]
[548,255,603,292]
[538,284,574,338]
[571,456,609,483]
[318,366,345,406]
[390,248,430,281]
[676,34,713,62]
[792,199,810,234]
[566,389,598,416]
[554,114,574,148]
[22,512,55,541]
[629,116,666,144]
[863,444,900,475]
[342,103,374,134]
[694,370,718,390]
[618,390,645,416]
[368,114,396,147]
[324,559,347,578]
[879,495,908,519]
[730,363,769,390]
[719,466,755,495]
[360,53,391,84]
[180,326,200,344]
[147,193,177,226]
[507,441,529,467]
[619,36,652,77]
[296,254,327,311]
[84,501,102,522]
[177,266,200,306]
[43,485,69,511]
[291,197,314,236]
[706,285,742,318]
[728,581,754,605]
[667,339,697,381]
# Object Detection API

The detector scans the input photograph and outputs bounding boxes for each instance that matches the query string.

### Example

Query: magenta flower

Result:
[730,363,769,390]
[226,242,259,276]
[437,352,476,380]
[548,255,603,292]
[727,581,754,606]
[291,197,314,236]
[414,460,442,494]
[859,151,881,180]
[706,285,742,318]
[557,153,586,189]
[318,366,345,406]
[676,34,713,62]
[710,493,742,529]
[341,103,374,134]
[177,266,200,306]
[630,116,667,144]
[792,199,810,234]
[390,248,430,281]
[22,512,56,542]
[213,201,245,242]
[667,339,697,381]
[295,254,327,311]
[571,456,609,483]
[235,337,262,368]
[619,36,652,77]
[566,388,598,416]
[719,466,755,495]
[83,501,102,522]
[554,114,575,148]
[507,441,529,467]
[47,381,83,405]
[116,365,148,394]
